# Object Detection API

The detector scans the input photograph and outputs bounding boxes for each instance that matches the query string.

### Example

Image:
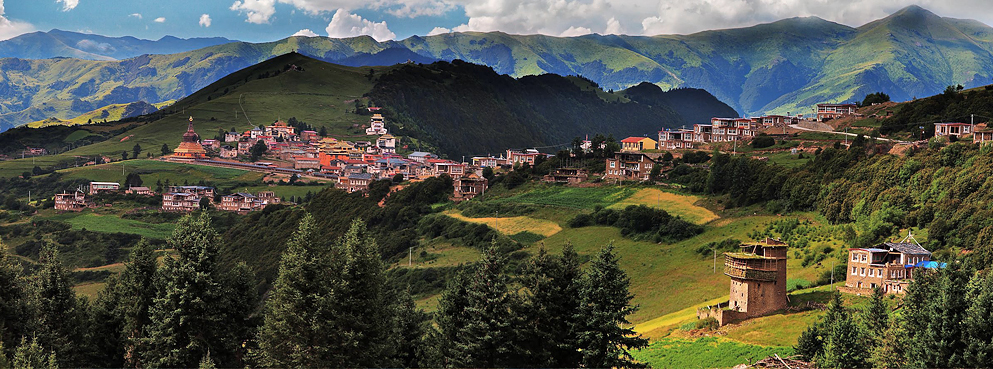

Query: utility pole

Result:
[713,244,717,274]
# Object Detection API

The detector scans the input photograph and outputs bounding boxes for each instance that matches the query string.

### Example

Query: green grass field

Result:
[608,188,719,224]
[60,160,262,187]
[46,212,175,240]
[632,337,793,369]
[489,185,637,210]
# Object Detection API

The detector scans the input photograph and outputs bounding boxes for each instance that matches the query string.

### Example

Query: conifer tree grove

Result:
[519,244,583,367]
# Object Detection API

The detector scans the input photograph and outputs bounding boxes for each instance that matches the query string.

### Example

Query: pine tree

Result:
[0,340,11,369]
[385,287,429,368]
[132,143,141,160]
[576,244,648,368]
[144,212,231,368]
[457,242,519,367]
[822,301,866,369]
[160,143,171,156]
[88,276,124,368]
[13,337,57,369]
[870,315,908,369]
[963,271,993,367]
[32,245,87,367]
[425,268,472,368]
[0,239,31,359]
[116,240,158,367]
[859,286,889,360]
[519,244,582,367]
[257,214,342,367]
[334,219,394,366]
[794,324,824,361]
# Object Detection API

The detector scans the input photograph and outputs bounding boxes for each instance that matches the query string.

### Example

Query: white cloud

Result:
[154,17,166,23]
[55,0,78,11]
[604,17,623,35]
[129,13,142,19]
[559,26,591,37]
[76,39,114,53]
[292,28,319,37]
[199,14,212,27]
[325,9,395,41]
[230,0,277,24]
[427,26,450,36]
[0,1,33,41]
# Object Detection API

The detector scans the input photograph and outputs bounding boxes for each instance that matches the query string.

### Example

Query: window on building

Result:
[852,253,857,261]
[852,267,857,275]
[610,162,615,168]
[861,267,865,276]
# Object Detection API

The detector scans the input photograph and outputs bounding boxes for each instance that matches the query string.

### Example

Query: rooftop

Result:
[884,242,931,255]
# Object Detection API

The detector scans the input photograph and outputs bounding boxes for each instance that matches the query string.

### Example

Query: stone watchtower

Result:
[698,238,788,326]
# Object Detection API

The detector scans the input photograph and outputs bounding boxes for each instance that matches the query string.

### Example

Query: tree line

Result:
[796,263,993,368]
[0,210,648,368]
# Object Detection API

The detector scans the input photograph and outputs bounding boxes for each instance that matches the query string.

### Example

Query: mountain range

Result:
[0,5,991,132]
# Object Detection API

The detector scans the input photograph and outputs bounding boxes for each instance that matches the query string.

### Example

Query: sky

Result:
[0,0,991,43]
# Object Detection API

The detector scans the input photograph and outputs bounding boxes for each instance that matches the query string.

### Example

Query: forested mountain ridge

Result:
[2,6,991,130]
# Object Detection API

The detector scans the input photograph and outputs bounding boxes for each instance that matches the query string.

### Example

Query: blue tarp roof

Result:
[910,261,947,269]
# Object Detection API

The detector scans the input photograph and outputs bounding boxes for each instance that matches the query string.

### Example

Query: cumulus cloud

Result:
[427,26,450,36]
[325,9,395,41]
[559,26,591,37]
[129,13,142,19]
[230,0,276,24]
[154,17,166,23]
[292,28,319,37]
[0,1,33,41]
[56,0,79,11]
[199,14,212,27]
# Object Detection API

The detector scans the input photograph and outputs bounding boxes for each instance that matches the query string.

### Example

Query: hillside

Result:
[0,53,733,169]
[26,101,169,128]
[368,60,721,156]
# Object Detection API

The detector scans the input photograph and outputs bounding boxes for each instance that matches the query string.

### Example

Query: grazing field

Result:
[396,242,481,270]
[608,188,719,224]
[50,213,176,240]
[444,211,562,237]
[632,337,793,369]
[60,160,262,186]
[72,282,107,299]
[490,185,637,210]
[723,309,823,347]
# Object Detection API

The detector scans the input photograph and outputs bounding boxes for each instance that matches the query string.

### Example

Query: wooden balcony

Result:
[724,264,777,282]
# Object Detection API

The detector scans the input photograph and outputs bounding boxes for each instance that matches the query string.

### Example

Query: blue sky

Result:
[0,0,990,43]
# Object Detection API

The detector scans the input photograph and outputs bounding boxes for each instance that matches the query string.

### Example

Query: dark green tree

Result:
[963,270,993,367]
[822,296,866,369]
[519,244,583,367]
[456,243,519,367]
[860,287,889,355]
[425,269,471,367]
[249,140,268,161]
[32,245,88,368]
[121,151,128,160]
[115,240,158,368]
[132,143,141,159]
[160,144,171,156]
[0,239,31,360]
[318,126,327,137]
[576,244,648,368]
[124,173,143,189]
[143,213,234,368]
[333,219,395,367]
[257,214,339,367]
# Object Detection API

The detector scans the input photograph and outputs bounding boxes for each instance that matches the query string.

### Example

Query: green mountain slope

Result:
[2,6,991,130]
[0,53,735,170]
